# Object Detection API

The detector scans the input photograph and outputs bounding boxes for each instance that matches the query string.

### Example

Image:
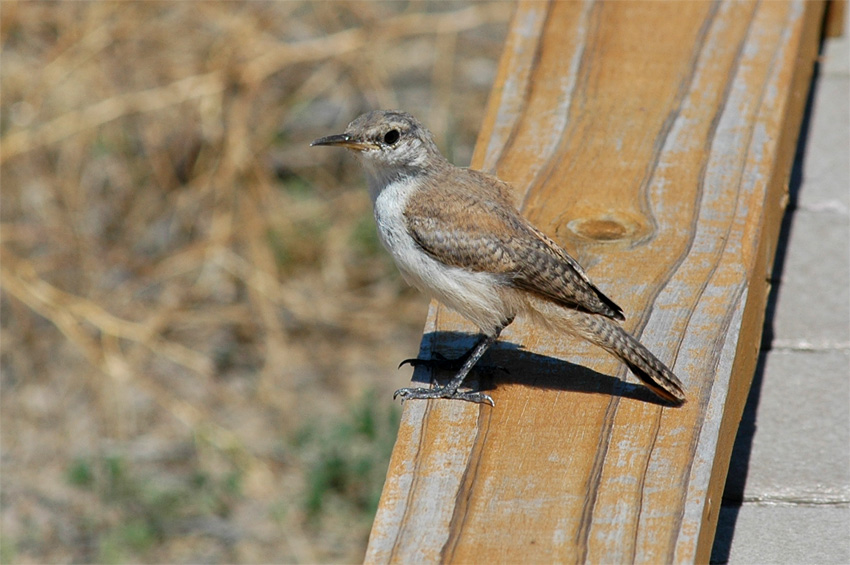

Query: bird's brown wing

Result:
[404,175,624,321]
[510,222,625,321]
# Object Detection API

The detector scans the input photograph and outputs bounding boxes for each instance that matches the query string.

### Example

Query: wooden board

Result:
[826,0,847,37]
[365,1,825,563]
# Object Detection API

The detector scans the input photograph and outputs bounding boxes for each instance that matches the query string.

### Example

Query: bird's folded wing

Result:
[404,193,625,321]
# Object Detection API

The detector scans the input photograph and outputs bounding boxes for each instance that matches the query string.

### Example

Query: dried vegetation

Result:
[0,2,511,562]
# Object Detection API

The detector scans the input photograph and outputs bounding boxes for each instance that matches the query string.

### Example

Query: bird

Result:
[311,110,685,407]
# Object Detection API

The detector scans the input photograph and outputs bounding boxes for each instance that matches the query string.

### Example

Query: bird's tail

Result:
[524,298,686,404]
[534,302,685,405]
[572,312,686,405]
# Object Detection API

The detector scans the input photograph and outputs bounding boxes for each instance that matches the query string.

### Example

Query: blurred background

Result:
[0,2,512,562]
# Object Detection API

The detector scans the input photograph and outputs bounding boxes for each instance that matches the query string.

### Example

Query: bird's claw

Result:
[393,386,495,406]
[398,352,451,369]
[398,354,508,375]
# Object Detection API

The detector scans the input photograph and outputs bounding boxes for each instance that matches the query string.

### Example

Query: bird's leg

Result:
[394,334,497,404]
[394,319,512,405]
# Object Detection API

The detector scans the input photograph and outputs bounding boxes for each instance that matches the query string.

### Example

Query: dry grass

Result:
[0,2,511,562]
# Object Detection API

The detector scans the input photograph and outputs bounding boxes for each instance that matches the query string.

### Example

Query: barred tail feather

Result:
[524,297,687,404]
[593,318,686,404]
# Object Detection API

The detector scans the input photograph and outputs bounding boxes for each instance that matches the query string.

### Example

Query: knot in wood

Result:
[567,216,639,242]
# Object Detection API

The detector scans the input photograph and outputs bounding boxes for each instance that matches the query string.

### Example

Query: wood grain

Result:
[365,1,826,563]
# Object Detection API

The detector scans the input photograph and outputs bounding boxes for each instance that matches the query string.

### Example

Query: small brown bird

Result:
[312,110,685,406]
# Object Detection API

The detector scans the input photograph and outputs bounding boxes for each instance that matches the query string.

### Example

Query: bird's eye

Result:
[383,129,400,145]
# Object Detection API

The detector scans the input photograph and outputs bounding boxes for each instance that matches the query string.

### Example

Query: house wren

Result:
[312,110,685,406]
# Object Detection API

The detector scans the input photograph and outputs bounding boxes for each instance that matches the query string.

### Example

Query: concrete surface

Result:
[715,505,849,564]
[710,7,850,564]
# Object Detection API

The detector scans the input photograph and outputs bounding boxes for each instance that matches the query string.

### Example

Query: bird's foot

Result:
[393,386,494,406]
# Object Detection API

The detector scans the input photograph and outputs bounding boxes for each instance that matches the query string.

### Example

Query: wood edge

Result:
[693,1,828,561]
[470,0,532,170]
[826,0,847,37]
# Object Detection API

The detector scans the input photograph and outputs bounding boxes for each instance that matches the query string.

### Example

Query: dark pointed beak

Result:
[310,134,374,151]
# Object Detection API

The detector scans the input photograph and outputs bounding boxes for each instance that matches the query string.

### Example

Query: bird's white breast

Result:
[370,176,517,335]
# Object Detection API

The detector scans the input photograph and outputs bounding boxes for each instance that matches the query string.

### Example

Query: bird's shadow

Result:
[403,330,672,406]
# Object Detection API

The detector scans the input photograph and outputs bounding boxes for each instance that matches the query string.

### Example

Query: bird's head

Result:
[311,110,446,178]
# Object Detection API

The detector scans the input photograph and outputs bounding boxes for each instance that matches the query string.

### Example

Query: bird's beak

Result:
[311,134,375,151]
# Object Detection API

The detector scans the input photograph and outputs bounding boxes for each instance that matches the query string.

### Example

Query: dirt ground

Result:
[0,2,511,562]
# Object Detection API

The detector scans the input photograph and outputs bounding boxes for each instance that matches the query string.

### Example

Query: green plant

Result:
[299,391,400,523]
[64,455,244,562]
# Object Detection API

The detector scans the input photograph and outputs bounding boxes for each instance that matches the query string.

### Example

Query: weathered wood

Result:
[365,1,826,563]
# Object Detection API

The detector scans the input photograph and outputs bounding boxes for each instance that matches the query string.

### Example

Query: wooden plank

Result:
[826,0,847,37]
[365,1,826,563]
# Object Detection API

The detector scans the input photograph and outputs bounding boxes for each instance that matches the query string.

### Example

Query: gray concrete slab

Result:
[713,504,850,564]
[798,77,850,213]
[725,350,850,504]
[768,210,850,350]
